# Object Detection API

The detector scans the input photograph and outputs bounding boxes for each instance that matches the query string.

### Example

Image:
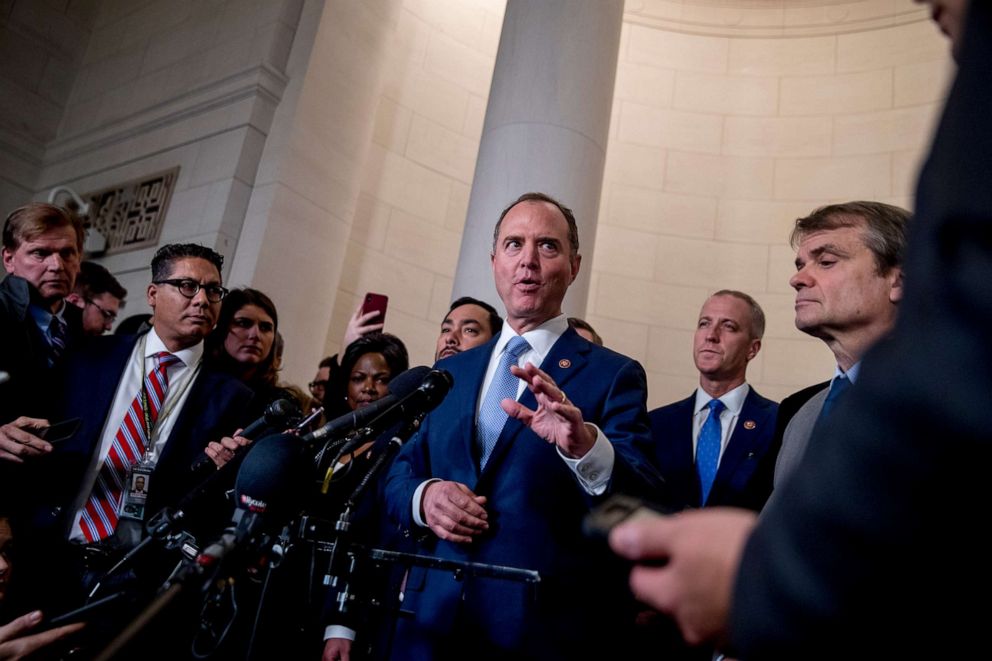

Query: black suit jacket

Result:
[0,275,81,422]
[731,5,992,658]
[648,387,778,511]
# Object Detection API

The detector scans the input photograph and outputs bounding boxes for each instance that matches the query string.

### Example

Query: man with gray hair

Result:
[771,201,909,490]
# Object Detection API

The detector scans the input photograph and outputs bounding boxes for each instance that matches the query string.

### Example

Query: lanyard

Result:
[134,334,200,462]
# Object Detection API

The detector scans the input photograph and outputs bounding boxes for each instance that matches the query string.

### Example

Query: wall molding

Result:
[43,64,288,166]
[624,5,930,38]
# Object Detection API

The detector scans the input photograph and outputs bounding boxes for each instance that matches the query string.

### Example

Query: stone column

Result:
[451,0,624,317]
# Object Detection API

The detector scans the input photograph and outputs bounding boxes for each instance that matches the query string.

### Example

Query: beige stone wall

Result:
[590,5,955,407]
[323,0,506,368]
[1,0,957,401]
[31,0,304,320]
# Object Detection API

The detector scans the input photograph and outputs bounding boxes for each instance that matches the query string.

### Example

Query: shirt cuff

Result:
[412,478,440,527]
[324,625,356,641]
[557,424,613,495]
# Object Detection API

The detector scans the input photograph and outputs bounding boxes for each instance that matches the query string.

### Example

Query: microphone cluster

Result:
[195,366,453,567]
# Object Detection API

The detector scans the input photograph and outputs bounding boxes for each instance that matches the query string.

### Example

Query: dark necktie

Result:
[48,315,68,365]
[696,399,725,505]
[818,374,851,421]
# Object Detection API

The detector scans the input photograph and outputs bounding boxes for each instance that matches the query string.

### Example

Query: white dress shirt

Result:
[411,314,614,527]
[692,382,750,463]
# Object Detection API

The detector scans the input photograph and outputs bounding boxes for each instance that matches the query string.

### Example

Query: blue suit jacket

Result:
[28,333,254,536]
[648,387,778,511]
[384,328,666,660]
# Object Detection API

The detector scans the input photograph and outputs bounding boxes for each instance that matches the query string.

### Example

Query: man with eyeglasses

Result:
[14,243,254,625]
[66,261,127,336]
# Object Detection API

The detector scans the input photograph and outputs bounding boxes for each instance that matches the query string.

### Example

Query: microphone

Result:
[196,433,302,569]
[332,368,453,458]
[190,398,301,474]
[301,366,432,444]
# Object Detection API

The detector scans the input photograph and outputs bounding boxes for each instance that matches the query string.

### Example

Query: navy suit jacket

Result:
[648,387,778,511]
[384,327,666,660]
[27,332,254,537]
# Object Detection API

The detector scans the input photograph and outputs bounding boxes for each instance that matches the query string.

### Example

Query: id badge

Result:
[121,462,153,521]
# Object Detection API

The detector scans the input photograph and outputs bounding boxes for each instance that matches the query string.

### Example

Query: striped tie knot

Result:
[48,315,68,364]
[154,351,181,369]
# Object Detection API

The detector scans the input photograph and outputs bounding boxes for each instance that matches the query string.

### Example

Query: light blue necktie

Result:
[818,374,851,422]
[696,399,725,505]
[477,336,531,468]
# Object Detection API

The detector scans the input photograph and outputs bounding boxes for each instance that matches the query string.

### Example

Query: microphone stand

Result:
[86,450,245,601]
[326,415,424,617]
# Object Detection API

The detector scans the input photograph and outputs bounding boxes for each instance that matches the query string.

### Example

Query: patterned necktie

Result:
[818,374,851,422]
[79,351,181,542]
[696,399,725,505]
[477,336,531,468]
[48,315,68,365]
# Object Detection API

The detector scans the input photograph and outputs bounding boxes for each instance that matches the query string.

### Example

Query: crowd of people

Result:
[0,0,983,659]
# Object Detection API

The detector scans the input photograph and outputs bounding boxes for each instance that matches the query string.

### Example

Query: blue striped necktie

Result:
[48,315,68,365]
[477,336,530,468]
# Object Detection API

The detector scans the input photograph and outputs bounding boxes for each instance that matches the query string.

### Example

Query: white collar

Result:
[694,382,750,415]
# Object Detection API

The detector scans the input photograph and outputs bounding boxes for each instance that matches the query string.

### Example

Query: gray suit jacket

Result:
[772,387,829,491]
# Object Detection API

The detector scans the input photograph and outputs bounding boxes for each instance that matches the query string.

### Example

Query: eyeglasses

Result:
[154,279,228,302]
[308,379,329,392]
[85,298,118,323]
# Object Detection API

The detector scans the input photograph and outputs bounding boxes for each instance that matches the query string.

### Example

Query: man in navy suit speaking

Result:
[383,192,665,660]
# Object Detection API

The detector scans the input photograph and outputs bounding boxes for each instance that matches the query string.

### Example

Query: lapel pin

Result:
[558,358,571,369]
[743,420,756,430]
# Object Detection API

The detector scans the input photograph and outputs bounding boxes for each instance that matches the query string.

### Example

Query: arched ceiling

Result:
[623,0,932,37]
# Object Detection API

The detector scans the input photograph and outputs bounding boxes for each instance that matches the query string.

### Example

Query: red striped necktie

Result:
[79,351,181,543]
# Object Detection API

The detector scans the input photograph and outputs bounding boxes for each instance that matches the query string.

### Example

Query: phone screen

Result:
[38,417,82,444]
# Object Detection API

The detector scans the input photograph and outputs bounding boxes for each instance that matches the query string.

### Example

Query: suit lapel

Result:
[444,338,497,481]
[480,329,590,476]
[713,389,771,490]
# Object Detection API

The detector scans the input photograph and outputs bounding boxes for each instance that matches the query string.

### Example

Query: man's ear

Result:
[888,267,904,304]
[747,339,761,362]
[147,283,158,310]
[66,293,85,308]
[569,252,581,284]
[1,248,12,274]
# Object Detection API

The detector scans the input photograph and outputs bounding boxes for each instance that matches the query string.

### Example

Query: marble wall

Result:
[0,0,955,403]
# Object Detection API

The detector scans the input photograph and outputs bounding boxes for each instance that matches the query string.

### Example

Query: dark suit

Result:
[648,387,778,511]
[746,381,827,510]
[730,5,992,658]
[385,327,665,660]
[18,332,253,613]
[0,274,81,422]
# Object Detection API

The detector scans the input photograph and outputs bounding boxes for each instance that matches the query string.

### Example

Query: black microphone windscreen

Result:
[234,433,301,514]
[387,365,432,398]
[266,398,301,422]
